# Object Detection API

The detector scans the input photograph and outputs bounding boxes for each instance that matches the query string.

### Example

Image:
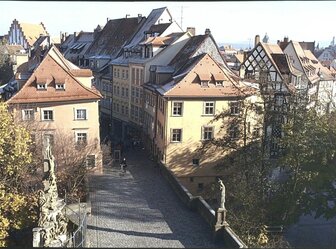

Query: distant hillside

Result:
[218,42,251,50]
[219,40,332,50]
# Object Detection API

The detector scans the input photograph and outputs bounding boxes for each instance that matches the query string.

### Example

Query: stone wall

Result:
[158,162,247,248]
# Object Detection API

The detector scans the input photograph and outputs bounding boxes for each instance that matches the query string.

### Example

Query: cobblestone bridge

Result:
[86,150,225,248]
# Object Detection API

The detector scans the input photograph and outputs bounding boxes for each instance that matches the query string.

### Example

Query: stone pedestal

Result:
[215,208,229,231]
[214,208,229,241]
[32,227,43,247]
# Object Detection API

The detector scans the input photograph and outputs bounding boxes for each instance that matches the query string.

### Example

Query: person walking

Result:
[120,158,127,173]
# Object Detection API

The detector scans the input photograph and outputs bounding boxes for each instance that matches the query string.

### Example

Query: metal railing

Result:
[63,196,87,248]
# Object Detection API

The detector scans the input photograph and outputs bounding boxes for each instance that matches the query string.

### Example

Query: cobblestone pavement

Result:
[86,149,225,248]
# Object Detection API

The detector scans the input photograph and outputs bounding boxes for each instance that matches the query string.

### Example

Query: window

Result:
[42,110,53,121]
[132,68,135,83]
[230,101,240,115]
[22,109,34,120]
[76,132,87,145]
[76,109,87,120]
[197,183,204,192]
[216,81,223,86]
[55,84,65,90]
[192,159,200,166]
[126,69,129,79]
[86,155,96,168]
[253,127,261,138]
[37,84,47,90]
[204,101,214,115]
[201,81,209,87]
[190,177,194,182]
[172,102,183,116]
[171,129,182,142]
[229,125,239,140]
[136,68,139,85]
[202,126,214,140]
[140,69,144,85]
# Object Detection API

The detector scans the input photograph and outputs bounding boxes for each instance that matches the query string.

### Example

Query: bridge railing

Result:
[157,161,247,248]
[63,197,87,248]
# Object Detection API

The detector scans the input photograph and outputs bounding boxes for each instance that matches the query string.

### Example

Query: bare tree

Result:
[11,107,102,202]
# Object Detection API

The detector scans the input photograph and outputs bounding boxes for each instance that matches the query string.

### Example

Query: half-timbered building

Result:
[240,41,299,158]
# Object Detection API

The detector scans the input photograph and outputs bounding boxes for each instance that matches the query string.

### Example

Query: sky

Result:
[1,1,335,49]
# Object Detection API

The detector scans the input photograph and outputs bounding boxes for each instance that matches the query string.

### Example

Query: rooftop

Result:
[7,46,101,104]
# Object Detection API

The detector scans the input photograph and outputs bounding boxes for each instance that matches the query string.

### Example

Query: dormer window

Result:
[216,81,223,86]
[37,83,47,90]
[201,81,209,87]
[56,83,65,90]
[197,73,211,87]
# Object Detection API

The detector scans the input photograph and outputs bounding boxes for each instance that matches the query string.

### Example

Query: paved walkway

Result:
[86,150,224,248]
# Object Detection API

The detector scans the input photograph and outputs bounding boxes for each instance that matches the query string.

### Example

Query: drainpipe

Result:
[164,97,168,165]
[153,93,158,159]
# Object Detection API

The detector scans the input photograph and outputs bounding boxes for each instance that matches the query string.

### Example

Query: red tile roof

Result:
[161,54,256,98]
[7,46,101,104]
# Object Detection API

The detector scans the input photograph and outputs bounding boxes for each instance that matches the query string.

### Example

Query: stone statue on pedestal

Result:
[33,138,68,247]
[217,178,226,210]
[215,178,228,232]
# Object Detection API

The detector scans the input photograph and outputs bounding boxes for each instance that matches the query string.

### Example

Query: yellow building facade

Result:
[7,46,103,169]
[144,53,263,195]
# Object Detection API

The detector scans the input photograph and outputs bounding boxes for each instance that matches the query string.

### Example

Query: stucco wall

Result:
[13,100,100,145]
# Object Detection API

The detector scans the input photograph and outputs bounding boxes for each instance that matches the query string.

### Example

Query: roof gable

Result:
[123,7,172,49]
[288,41,321,82]
[19,22,48,46]
[162,54,254,98]
[243,42,284,81]
[7,46,101,104]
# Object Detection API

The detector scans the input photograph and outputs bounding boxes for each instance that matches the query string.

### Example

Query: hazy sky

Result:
[1,1,335,48]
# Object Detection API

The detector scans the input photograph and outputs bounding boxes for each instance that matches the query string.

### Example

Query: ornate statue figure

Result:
[35,140,68,247]
[217,178,226,209]
[44,138,55,174]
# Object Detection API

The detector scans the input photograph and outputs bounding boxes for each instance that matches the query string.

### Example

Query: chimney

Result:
[186,27,195,36]
[255,35,260,47]
[107,17,109,23]
[205,28,211,35]
[74,32,78,42]
[284,36,289,43]
[126,14,130,18]
[138,14,142,23]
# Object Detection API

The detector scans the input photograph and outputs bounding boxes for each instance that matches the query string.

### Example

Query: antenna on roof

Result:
[180,6,183,30]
